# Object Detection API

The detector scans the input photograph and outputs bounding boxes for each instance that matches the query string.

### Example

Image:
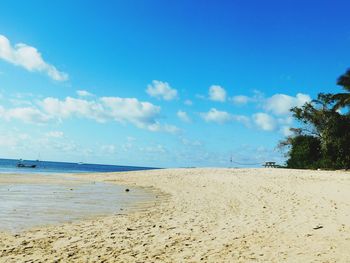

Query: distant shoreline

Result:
[0,158,159,174]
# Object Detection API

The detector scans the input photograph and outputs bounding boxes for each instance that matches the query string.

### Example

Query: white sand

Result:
[1,168,350,262]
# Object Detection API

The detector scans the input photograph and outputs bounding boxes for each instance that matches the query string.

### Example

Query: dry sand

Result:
[1,168,350,262]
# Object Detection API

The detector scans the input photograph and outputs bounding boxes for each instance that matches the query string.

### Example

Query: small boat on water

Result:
[16,163,37,168]
[16,159,37,168]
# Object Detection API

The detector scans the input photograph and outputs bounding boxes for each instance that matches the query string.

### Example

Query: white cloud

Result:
[195,94,206,100]
[0,133,20,147]
[0,35,68,81]
[40,96,179,133]
[281,126,293,137]
[177,110,191,123]
[184,99,193,106]
[139,144,167,154]
[163,124,180,134]
[0,105,50,124]
[51,141,78,152]
[253,112,276,131]
[264,93,311,115]
[121,136,136,151]
[277,116,293,125]
[146,80,178,100]
[1,94,178,133]
[201,108,249,125]
[231,115,251,126]
[276,117,294,136]
[46,131,64,138]
[100,97,162,129]
[201,108,231,123]
[41,96,161,128]
[230,95,250,105]
[9,98,33,107]
[208,85,226,102]
[41,97,106,122]
[101,144,117,154]
[127,136,136,142]
[336,108,343,114]
[77,90,93,97]
[180,137,202,147]
[147,122,180,134]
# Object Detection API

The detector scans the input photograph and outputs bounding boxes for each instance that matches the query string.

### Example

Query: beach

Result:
[1,168,350,262]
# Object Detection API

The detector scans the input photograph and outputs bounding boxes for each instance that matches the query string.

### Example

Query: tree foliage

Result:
[333,69,350,110]
[281,70,350,170]
[285,135,321,169]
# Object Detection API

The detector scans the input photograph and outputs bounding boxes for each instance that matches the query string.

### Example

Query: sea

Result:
[0,158,158,174]
[0,158,157,232]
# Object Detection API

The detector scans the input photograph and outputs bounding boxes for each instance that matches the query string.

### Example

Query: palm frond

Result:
[333,69,350,110]
[337,69,350,91]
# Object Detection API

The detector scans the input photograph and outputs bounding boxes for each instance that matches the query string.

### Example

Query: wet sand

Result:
[1,168,350,262]
[0,173,155,232]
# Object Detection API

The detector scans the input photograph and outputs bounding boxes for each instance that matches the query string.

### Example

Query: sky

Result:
[0,0,349,167]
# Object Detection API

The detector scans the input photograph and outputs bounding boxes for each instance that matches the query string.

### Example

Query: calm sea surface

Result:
[0,158,158,174]
[0,159,158,232]
[0,174,155,232]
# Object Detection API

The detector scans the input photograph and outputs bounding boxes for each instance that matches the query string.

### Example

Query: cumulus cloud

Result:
[41,97,106,122]
[230,95,250,105]
[208,85,226,102]
[232,115,251,126]
[77,90,93,97]
[0,35,68,81]
[281,126,293,137]
[177,110,191,123]
[139,144,167,154]
[253,112,276,131]
[100,97,163,129]
[184,99,193,106]
[40,96,161,129]
[0,135,18,148]
[206,91,310,134]
[146,80,178,100]
[0,129,30,149]
[264,93,311,115]
[147,122,180,134]
[0,105,50,124]
[180,137,202,147]
[0,95,178,133]
[201,108,231,123]
[46,131,64,138]
[201,108,249,125]
[101,144,117,154]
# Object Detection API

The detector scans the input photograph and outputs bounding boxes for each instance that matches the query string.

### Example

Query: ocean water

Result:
[0,159,158,232]
[0,173,155,232]
[0,158,158,174]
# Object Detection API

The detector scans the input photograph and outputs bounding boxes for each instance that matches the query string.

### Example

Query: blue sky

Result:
[0,0,349,167]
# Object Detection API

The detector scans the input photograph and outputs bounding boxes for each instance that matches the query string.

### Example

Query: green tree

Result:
[320,113,350,169]
[281,92,350,169]
[285,135,321,169]
[332,69,350,110]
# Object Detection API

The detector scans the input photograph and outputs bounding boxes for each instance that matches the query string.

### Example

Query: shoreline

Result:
[0,172,159,234]
[1,168,350,262]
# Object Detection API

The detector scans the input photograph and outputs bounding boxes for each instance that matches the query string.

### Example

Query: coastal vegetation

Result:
[280,69,350,169]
